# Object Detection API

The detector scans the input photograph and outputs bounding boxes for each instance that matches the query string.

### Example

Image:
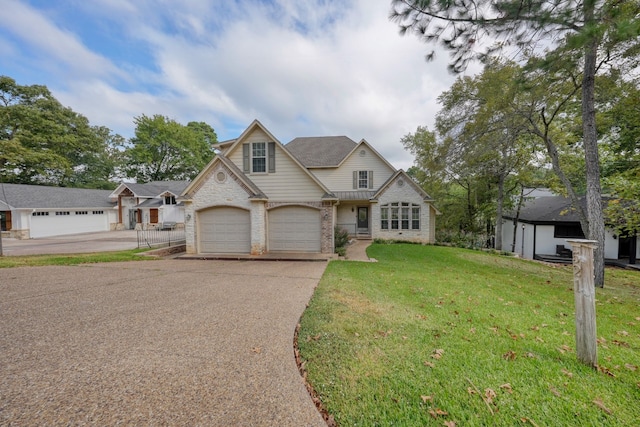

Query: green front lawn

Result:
[298,244,640,426]
[0,249,155,268]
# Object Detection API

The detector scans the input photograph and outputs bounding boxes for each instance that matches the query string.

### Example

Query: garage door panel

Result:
[30,212,109,238]
[199,207,250,253]
[268,206,321,252]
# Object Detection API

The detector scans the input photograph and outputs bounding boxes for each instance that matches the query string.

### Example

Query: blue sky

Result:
[0,0,472,169]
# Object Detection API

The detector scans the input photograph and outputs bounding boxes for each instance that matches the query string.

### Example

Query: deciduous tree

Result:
[390,0,640,286]
[123,115,216,183]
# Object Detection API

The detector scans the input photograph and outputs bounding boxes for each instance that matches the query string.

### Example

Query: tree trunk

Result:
[511,186,524,253]
[582,2,605,287]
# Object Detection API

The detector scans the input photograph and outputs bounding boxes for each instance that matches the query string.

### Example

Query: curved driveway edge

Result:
[0,259,328,426]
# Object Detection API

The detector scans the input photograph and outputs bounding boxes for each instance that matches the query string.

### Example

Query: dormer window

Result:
[164,195,176,205]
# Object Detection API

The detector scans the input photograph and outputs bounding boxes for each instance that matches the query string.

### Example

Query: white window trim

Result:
[380,202,421,231]
[251,142,267,174]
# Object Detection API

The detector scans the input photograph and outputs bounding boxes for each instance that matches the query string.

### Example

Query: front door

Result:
[357,207,369,234]
[128,209,137,230]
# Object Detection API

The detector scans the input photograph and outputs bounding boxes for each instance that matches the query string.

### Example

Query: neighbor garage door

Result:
[198,207,250,253]
[268,206,321,252]
[30,211,109,238]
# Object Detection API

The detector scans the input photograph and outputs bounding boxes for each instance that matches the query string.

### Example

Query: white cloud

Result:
[1,0,125,81]
[2,0,468,170]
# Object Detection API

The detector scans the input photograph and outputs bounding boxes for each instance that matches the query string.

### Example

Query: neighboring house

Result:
[0,183,116,239]
[501,196,639,263]
[180,120,438,255]
[109,181,190,230]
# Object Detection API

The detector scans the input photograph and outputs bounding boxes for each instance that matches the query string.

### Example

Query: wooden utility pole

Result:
[567,239,598,368]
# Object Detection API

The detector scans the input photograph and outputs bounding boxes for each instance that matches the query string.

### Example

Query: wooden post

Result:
[567,239,598,368]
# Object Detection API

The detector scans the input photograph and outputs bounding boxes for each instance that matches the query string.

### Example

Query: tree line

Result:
[0,75,216,189]
[391,0,640,287]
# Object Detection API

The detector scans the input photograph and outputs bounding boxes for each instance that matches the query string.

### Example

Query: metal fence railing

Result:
[137,229,186,249]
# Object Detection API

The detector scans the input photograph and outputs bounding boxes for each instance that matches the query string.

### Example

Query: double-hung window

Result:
[358,171,369,188]
[353,170,373,189]
[252,142,267,173]
[243,142,275,174]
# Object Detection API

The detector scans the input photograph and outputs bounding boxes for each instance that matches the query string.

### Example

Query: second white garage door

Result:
[268,206,321,252]
[199,207,250,253]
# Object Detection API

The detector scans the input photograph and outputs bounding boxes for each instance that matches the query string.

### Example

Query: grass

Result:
[298,244,640,426]
[0,249,157,268]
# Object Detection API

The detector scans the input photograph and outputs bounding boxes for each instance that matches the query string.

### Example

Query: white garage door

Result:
[30,211,109,238]
[199,207,250,253]
[268,206,321,252]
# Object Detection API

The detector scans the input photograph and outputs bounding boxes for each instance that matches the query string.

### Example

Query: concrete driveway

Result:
[1,230,140,256]
[0,259,328,426]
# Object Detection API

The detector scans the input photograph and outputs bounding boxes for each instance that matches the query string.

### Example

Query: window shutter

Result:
[368,170,374,189]
[268,142,276,173]
[242,143,250,173]
[353,171,357,189]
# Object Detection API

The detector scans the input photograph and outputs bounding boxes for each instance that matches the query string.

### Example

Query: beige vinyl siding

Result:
[311,145,394,191]
[228,129,325,201]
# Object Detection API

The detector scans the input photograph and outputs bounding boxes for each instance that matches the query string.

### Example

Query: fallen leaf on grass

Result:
[484,388,497,404]
[520,417,541,426]
[424,360,435,368]
[593,398,612,414]
[306,334,321,342]
[536,336,545,343]
[500,383,513,394]
[612,340,629,347]
[561,369,573,378]
[421,395,433,403]
[467,387,477,395]
[557,344,572,354]
[549,386,561,397]
[432,349,445,359]
[443,421,456,427]
[428,408,448,418]
[416,314,428,320]
[617,330,629,336]
[598,366,616,377]
[503,350,517,360]
[625,364,638,371]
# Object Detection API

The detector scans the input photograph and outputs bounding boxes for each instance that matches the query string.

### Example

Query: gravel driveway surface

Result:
[0,259,328,426]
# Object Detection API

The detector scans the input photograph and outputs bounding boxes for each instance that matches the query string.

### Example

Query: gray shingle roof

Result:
[504,196,602,223]
[0,183,115,209]
[286,136,357,167]
[122,180,190,197]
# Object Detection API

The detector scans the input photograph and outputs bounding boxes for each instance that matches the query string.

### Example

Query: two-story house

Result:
[181,120,438,255]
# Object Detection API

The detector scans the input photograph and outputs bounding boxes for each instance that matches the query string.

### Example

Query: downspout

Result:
[533,224,537,260]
